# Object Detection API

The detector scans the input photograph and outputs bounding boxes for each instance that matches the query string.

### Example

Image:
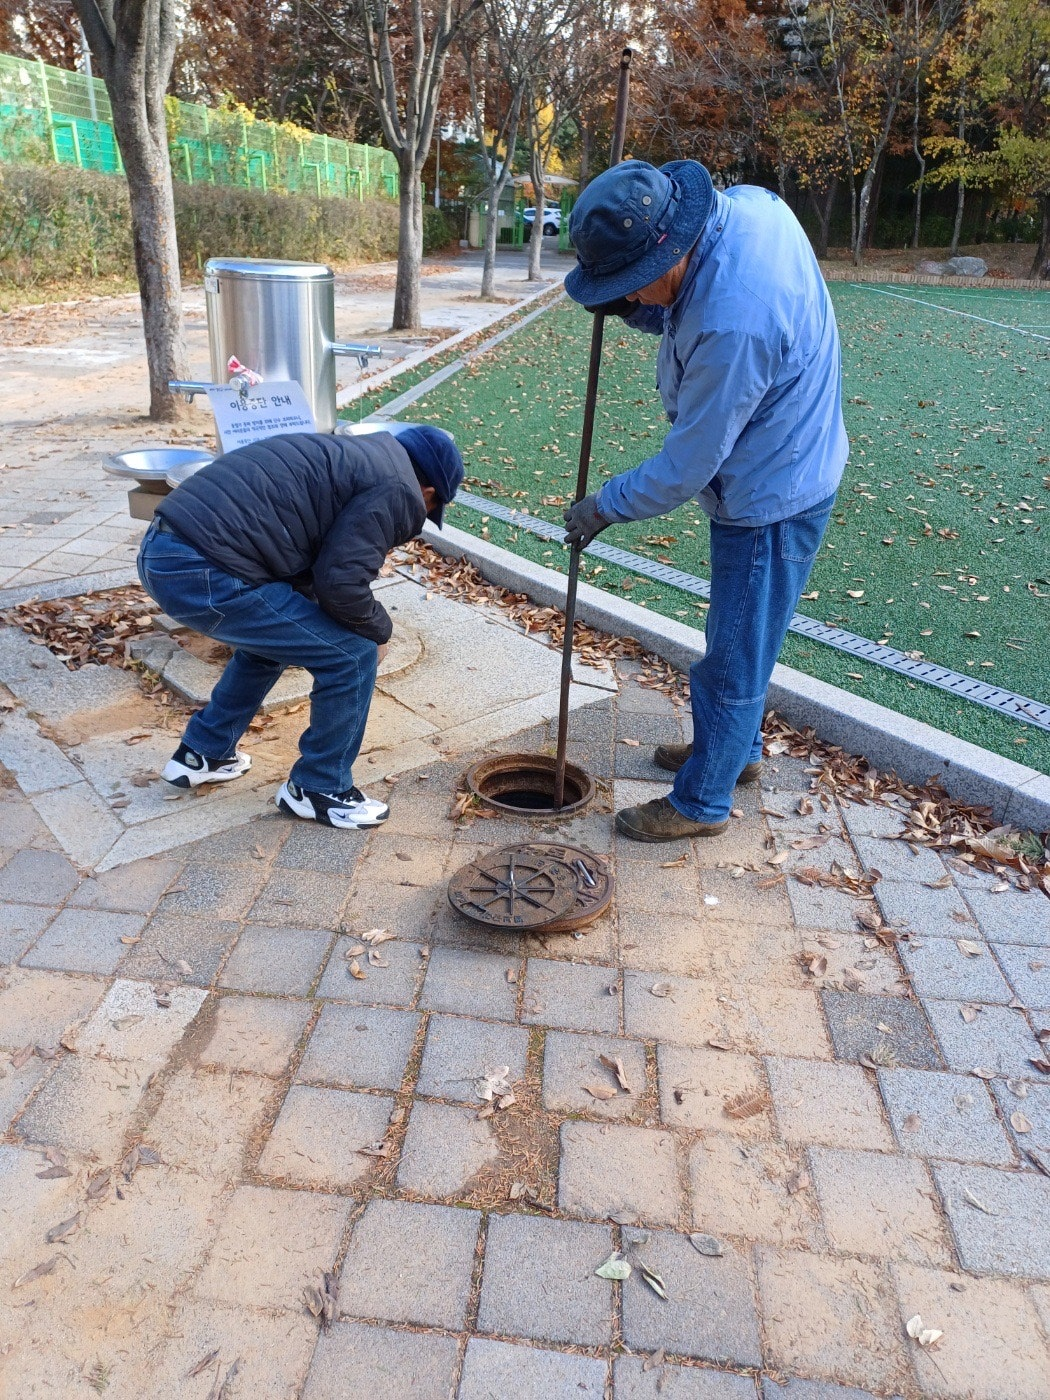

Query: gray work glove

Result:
[583,297,635,319]
[563,494,609,549]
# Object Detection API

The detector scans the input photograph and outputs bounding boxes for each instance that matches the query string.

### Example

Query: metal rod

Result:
[553,46,632,810]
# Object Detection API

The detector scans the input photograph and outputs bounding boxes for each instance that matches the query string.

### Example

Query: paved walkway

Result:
[0,249,567,600]
[1,663,1048,1398]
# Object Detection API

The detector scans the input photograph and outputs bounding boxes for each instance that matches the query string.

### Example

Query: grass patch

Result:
[392,284,1050,774]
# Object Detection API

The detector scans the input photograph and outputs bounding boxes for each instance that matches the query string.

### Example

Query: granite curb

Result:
[422,522,1050,831]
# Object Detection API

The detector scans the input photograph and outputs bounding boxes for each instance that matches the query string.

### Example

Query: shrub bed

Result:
[0,163,401,288]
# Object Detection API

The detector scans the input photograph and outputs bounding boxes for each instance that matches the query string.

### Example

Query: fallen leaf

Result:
[637,1261,669,1300]
[846,589,865,599]
[924,873,954,889]
[724,1090,767,1120]
[347,959,366,980]
[1010,1111,1033,1134]
[688,1233,723,1257]
[187,1350,221,1379]
[650,982,674,998]
[86,1169,111,1200]
[111,1015,144,1031]
[785,1170,811,1195]
[119,935,141,946]
[595,1252,631,1281]
[505,968,517,984]
[659,854,688,868]
[906,1314,944,1348]
[10,1045,34,1070]
[13,1257,61,1288]
[957,939,983,958]
[971,1066,997,1080]
[791,834,831,850]
[963,1187,995,1214]
[44,1213,81,1244]
[599,1053,631,1093]
[584,1082,618,1101]
[344,943,367,957]
[366,949,389,967]
[360,928,394,946]
[356,1139,392,1158]
[960,1005,979,1023]
[620,738,640,747]
[36,1165,72,1180]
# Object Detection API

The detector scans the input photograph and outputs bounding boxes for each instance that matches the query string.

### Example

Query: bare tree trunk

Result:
[950,176,966,256]
[527,137,545,280]
[393,159,424,327]
[74,0,187,421]
[1032,195,1050,280]
[911,75,925,248]
[481,189,501,297]
[117,115,187,421]
[950,79,968,257]
[855,120,894,262]
[808,178,838,258]
[579,121,591,189]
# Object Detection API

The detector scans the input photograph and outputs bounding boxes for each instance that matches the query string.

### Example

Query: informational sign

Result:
[206,380,317,453]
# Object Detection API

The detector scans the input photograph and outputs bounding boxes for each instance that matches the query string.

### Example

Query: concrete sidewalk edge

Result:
[422,521,1050,831]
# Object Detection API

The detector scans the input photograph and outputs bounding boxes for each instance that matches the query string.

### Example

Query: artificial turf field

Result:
[378,282,1050,775]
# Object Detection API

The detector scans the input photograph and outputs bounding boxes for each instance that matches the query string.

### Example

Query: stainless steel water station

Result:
[173,257,384,432]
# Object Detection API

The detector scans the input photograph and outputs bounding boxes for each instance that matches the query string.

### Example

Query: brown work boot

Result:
[652,742,763,785]
[615,796,729,843]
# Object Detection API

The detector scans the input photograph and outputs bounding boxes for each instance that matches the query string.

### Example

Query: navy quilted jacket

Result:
[155,431,425,644]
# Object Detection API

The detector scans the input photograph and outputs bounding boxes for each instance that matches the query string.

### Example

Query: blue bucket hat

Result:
[393,424,464,528]
[565,160,715,305]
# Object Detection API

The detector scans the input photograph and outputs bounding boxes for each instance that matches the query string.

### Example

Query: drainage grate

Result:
[454,490,1050,733]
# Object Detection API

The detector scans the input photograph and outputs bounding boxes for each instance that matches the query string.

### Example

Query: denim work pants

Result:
[137,523,379,794]
[670,494,835,825]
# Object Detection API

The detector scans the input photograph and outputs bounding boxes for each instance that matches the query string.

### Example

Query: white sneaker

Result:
[162,743,252,789]
[276,779,389,829]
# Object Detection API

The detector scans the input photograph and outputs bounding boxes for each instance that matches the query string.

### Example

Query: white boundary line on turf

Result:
[862,285,1050,343]
[335,278,567,408]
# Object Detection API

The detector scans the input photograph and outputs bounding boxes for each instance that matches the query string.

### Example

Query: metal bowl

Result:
[104,447,214,483]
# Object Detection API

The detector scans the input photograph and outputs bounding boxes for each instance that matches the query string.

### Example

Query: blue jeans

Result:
[137,523,379,793]
[670,494,835,825]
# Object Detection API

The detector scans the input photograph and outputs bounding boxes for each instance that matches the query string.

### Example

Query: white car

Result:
[523,206,561,236]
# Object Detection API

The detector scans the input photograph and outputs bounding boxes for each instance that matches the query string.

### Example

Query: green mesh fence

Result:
[0,52,399,200]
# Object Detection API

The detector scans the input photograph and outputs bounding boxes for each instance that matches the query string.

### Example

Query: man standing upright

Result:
[563,160,848,842]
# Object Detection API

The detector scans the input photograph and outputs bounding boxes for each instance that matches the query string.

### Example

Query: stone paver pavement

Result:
[1,667,1049,1397]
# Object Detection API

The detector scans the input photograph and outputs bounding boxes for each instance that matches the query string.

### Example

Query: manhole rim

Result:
[464,752,595,819]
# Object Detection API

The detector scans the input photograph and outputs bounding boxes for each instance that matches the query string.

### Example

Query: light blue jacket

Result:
[595,186,848,529]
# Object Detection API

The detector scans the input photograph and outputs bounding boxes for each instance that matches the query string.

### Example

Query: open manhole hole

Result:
[448,842,613,932]
[465,753,595,818]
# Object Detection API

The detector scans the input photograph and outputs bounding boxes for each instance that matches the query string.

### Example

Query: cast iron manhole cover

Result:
[516,842,614,933]
[447,847,578,929]
[448,843,614,932]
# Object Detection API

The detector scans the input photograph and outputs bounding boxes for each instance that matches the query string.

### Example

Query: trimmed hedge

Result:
[0,164,402,287]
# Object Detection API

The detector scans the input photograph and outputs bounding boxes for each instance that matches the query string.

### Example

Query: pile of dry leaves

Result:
[3,586,156,670]
[763,713,1050,890]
